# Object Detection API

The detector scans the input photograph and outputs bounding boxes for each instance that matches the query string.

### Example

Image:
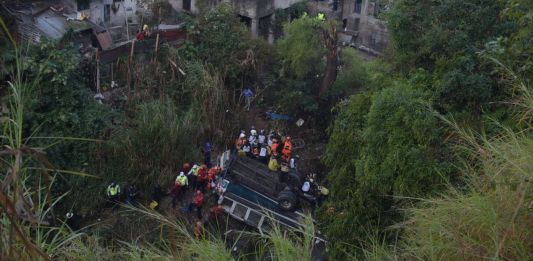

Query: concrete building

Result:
[339,0,389,55]
[66,0,139,27]
[168,0,305,40]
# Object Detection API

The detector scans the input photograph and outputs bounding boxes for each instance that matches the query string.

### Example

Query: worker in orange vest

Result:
[281,136,293,162]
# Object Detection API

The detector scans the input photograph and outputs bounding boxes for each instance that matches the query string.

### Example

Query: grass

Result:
[360,60,533,260]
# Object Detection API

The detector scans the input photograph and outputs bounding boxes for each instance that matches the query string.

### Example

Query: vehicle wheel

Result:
[278,191,297,211]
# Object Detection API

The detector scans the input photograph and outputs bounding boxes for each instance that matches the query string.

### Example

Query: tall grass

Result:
[361,62,533,260]
[1,21,93,260]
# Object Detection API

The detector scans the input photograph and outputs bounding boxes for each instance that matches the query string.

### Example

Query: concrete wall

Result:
[166,0,305,39]
[274,0,303,9]
[167,0,199,14]
[67,0,139,27]
[341,0,388,54]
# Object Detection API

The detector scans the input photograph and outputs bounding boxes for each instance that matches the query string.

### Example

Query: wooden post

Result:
[96,50,100,93]
[129,40,135,62]
[153,33,160,63]
[123,1,129,40]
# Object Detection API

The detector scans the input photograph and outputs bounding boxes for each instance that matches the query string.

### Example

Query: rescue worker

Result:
[258,143,270,164]
[317,12,326,21]
[207,166,221,192]
[290,155,299,169]
[188,164,199,189]
[65,212,80,231]
[267,130,274,147]
[252,144,260,158]
[180,163,192,175]
[106,181,121,204]
[135,29,145,41]
[281,136,293,162]
[249,127,258,146]
[172,172,188,208]
[243,87,254,111]
[196,164,208,192]
[235,133,246,153]
[210,204,225,220]
[189,190,204,219]
[268,156,279,171]
[258,129,266,145]
[242,140,252,157]
[194,220,204,239]
[126,184,139,206]
[271,137,280,157]
[142,24,150,37]
[202,142,213,167]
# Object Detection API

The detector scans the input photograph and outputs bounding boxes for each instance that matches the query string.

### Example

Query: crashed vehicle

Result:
[216,150,327,213]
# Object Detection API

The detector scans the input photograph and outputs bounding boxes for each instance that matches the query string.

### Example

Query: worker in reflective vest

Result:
[107,181,121,203]
[281,136,293,162]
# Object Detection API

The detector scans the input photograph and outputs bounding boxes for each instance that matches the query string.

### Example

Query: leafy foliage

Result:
[277,15,325,79]
[192,4,252,79]
[318,82,452,258]
[387,0,514,116]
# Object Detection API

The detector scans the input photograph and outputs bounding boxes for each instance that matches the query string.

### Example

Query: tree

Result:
[277,15,326,79]
[387,0,514,117]
[318,84,452,259]
[192,4,252,79]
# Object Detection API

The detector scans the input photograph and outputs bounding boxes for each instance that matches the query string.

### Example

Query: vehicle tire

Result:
[278,191,297,211]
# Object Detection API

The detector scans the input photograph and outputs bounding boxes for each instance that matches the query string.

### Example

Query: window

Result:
[183,0,191,11]
[76,0,90,11]
[355,0,363,14]
[104,4,111,22]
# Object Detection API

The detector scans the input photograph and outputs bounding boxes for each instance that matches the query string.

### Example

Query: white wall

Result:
[72,0,139,27]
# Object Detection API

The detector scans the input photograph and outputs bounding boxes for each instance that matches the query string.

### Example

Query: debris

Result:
[296,118,305,127]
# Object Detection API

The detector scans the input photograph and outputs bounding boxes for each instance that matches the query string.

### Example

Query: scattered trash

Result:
[296,118,305,127]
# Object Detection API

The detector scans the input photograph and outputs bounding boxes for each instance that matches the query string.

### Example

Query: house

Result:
[64,0,142,42]
[168,0,306,41]
[339,0,389,55]
[1,1,97,45]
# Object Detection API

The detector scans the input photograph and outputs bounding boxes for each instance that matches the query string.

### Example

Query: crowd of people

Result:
[103,149,224,234]
[235,126,298,172]
[75,127,301,237]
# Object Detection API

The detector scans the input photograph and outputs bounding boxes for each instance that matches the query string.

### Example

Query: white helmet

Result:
[239,133,246,138]
[251,129,257,136]
[179,171,185,176]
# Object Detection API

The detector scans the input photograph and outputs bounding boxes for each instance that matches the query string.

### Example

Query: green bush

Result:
[318,84,453,258]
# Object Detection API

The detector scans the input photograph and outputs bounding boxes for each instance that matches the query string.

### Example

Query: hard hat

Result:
[192,164,198,169]
[179,172,185,176]
[286,136,291,140]
[239,133,246,138]
[143,24,148,30]
[251,129,257,136]
[66,212,73,219]
[196,190,201,194]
